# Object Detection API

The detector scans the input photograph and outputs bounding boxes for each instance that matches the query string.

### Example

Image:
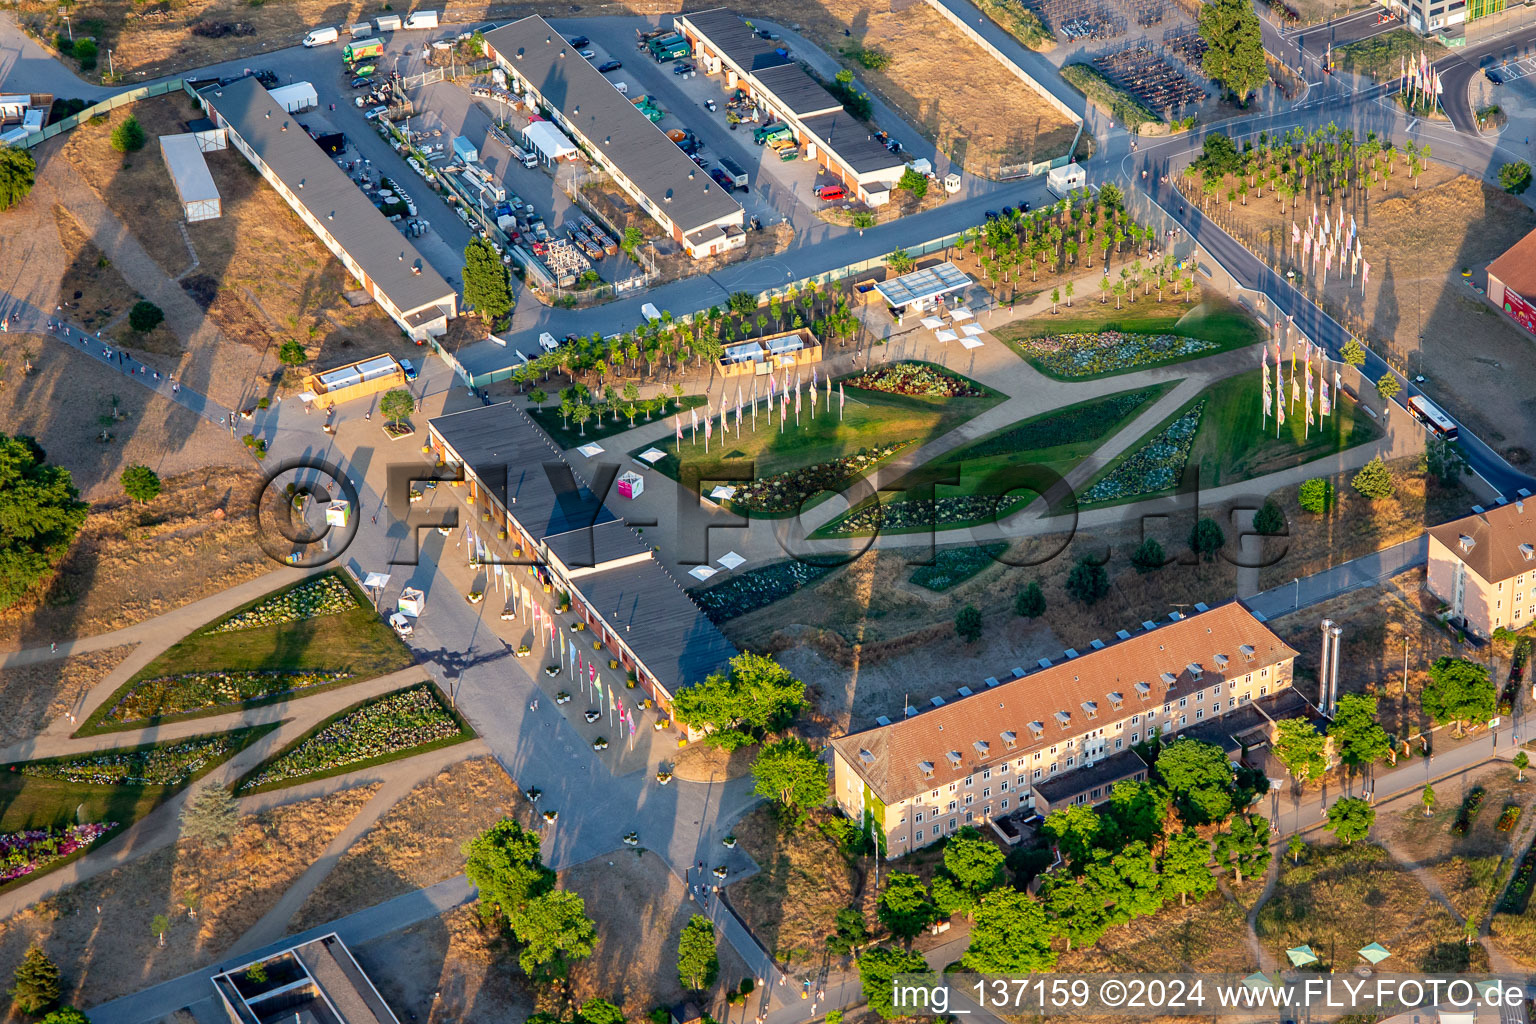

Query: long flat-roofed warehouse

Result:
[675,8,909,204]
[197,77,458,341]
[483,16,746,260]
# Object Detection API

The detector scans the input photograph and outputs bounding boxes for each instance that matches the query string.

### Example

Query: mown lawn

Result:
[82,572,415,734]
[530,393,709,450]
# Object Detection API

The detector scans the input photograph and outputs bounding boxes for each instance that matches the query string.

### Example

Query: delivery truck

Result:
[343,38,384,61]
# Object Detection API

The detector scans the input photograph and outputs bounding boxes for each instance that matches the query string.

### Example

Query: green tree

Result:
[110,115,146,153]
[750,737,827,811]
[39,1009,91,1024]
[620,225,645,256]
[278,339,307,366]
[886,248,916,274]
[824,906,871,960]
[1422,784,1436,816]
[1272,717,1328,783]
[72,38,97,69]
[128,300,163,333]
[960,888,1057,972]
[897,167,928,200]
[1253,499,1286,535]
[676,914,719,992]
[1155,738,1234,825]
[1043,803,1100,869]
[876,872,933,940]
[1197,0,1265,105]
[1297,477,1335,514]
[1515,751,1529,782]
[1376,372,1401,401]
[942,826,1006,897]
[954,604,983,642]
[1341,338,1367,366]
[0,433,89,611]
[380,388,414,430]
[1130,537,1166,574]
[1065,555,1109,605]
[463,238,513,327]
[1102,779,1166,848]
[1040,871,1110,950]
[179,783,239,848]
[578,998,625,1024]
[1421,656,1496,737]
[1193,132,1241,182]
[120,464,161,504]
[1160,828,1214,906]
[510,889,596,983]
[9,944,61,1014]
[1325,797,1375,844]
[1286,835,1306,862]
[1189,516,1225,561]
[727,292,757,316]
[1352,455,1395,499]
[860,946,931,1019]
[671,652,806,750]
[0,146,37,212]
[1330,693,1390,767]
[1498,160,1532,195]
[1014,581,1045,618]
[463,819,554,923]
[1214,813,1271,884]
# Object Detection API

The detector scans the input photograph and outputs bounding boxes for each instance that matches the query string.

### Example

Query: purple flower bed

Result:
[0,822,116,884]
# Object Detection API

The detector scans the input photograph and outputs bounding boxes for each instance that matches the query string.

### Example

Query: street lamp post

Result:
[1293,576,1300,608]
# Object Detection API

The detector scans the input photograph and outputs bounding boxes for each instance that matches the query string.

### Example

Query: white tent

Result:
[325,500,351,526]
[269,81,319,113]
[577,442,605,458]
[523,120,577,163]
[159,134,221,222]
[398,587,426,616]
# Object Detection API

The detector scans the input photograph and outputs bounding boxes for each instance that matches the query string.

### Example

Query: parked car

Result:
[673,60,696,75]
[597,58,622,72]
[400,357,418,381]
[709,167,735,191]
[1001,205,1015,219]
[567,34,590,47]
[350,75,374,88]
[579,48,596,58]
[984,209,1000,220]
[813,183,846,201]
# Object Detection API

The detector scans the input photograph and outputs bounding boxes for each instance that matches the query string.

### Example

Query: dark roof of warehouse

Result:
[484,16,742,234]
[429,402,736,695]
[800,110,907,174]
[199,77,456,316]
[752,63,842,118]
[679,8,793,72]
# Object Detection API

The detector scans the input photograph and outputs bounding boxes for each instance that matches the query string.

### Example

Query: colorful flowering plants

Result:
[0,822,115,885]
[729,442,913,515]
[205,574,359,635]
[846,362,986,398]
[11,728,272,787]
[101,669,355,724]
[235,683,470,793]
[1080,401,1205,505]
[1017,331,1217,378]
[690,560,835,623]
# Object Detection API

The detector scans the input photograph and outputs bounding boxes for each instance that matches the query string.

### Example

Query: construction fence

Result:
[17,78,193,149]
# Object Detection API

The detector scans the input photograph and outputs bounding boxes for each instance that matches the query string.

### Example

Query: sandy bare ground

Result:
[0,644,135,748]
[1189,165,1536,464]
[0,786,378,1015]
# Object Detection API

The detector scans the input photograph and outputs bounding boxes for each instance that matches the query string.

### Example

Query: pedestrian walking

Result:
[50,642,56,653]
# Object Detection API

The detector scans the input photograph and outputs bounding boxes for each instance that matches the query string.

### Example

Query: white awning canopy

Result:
[523,120,577,162]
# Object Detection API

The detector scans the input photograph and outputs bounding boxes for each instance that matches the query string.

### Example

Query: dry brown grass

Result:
[0,785,378,1013]
[1257,453,1472,590]
[0,467,273,649]
[745,0,1077,172]
[355,904,533,1024]
[1267,567,1462,739]
[1191,166,1536,462]
[290,757,523,931]
[669,741,756,782]
[52,204,172,354]
[1059,889,1256,971]
[0,644,136,748]
[1255,840,1489,973]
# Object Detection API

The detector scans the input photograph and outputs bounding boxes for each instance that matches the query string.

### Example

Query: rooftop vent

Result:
[1240,644,1256,660]
[1522,543,1535,561]
[1107,691,1124,707]
[1082,701,1098,718]
[1028,721,1045,737]
[1160,671,1178,685]
[859,749,875,765]
[973,740,990,756]
[919,760,934,777]
[1135,681,1152,697]
[1214,653,1230,669]
[1187,662,1203,679]
[1001,730,1017,748]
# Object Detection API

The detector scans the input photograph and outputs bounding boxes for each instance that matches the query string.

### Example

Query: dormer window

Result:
[1054,710,1072,728]
[1522,543,1534,562]
[1135,681,1151,698]
[859,749,875,765]
[1186,662,1203,679]
[946,751,962,768]
[1240,644,1256,661]
[1214,653,1229,670]
[919,761,934,778]
[973,740,990,756]
[1028,721,1045,738]
[1460,534,1476,553]
[1001,730,1017,749]
[1082,701,1098,718]
[1108,691,1124,709]
[1160,671,1178,686]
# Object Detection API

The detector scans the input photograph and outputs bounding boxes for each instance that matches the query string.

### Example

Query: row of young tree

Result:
[1189,124,1433,213]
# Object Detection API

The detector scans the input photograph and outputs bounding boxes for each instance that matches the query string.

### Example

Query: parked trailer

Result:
[403,10,439,29]
[349,22,373,37]
[374,13,402,30]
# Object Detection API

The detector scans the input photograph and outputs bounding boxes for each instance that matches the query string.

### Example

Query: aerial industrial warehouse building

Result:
[484,16,747,260]
[198,77,458,341]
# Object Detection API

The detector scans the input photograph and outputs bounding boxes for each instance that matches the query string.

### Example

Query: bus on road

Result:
[1408,395,1459,440]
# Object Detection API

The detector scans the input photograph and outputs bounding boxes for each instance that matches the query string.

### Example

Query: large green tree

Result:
[0,434,88,611]
[179,783,239,848]
[1272,718,1328,783]
[1198,0,1266,104]
[676,914,719,992]
[671,652,806,750]
[1040,870,1111,950]
[120,464,161,504]
[1325,797,1374,845]
[1330,693,1390,767]
[750,737,827,811]
[39,1009,91,1024]
[1102,779,1165,848]
[463,237,513,327]
[380,388,414,430]
[876,872,933,940]
[1154,738,1234,825]
[1214,813,1271,884]
[1160,828,1215,906]
[463,819,554,923]
[0,146,36,211]
[860,946,930,1020]
[9,945,60,1015]
[1043,803,1100,870]
[578,999,624,1024]
[942,826,1006,896]
[960,888,1057,973]
[510,889,596,983]
[1421,656,1496,736]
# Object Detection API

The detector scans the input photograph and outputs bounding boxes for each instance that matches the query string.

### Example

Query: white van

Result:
[403,9,439,29]
[303,26,339,46]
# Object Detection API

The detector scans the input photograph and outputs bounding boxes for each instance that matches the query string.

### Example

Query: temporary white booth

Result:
[522,120,577,163]
[1046,161,1087,197]
[269,82,319,113]
[398,587,426,616]
[159,134,222,222]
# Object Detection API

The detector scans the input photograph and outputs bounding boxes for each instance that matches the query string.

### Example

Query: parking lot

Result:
[1486,55,1536,84]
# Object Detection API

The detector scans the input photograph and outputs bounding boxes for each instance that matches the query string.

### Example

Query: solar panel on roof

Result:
[1090,639,1105,649]
[1011,667,1024,678]
[1116,630,1132,640]
[876,715,891,726]
[1064,648,1079,659]
[1037,658,1052,669]
[957,686,973,697]
[906,705,918,717]
[930,696,945,707]
[1142,621,1158,631]
[1194,602,1209,612]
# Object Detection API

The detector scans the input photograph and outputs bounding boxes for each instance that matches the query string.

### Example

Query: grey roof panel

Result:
[752,64,843,117]
[799,110,908,175]
[200,77,455,316]
[1032,749,1148,804]
[679,8,794,72]
[485,16,742,234]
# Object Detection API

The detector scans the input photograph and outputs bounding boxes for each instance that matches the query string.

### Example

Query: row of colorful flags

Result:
[1291,204,1369,294]
[1401,50,1443,109]
[1262,332,1340,441]
[678,366,848,451]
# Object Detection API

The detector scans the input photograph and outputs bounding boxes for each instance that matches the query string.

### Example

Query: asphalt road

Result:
[1434,20,1536,133]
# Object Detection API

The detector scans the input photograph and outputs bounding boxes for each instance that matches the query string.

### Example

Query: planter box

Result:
[383,422,415,441]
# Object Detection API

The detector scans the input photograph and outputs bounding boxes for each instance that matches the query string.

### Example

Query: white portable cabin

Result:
[1046,161,1087,197]
[325,500,351,527]
[159,133,222,222]
[374,13,402,30]
[268,82,319,113]
[403,9,439,29]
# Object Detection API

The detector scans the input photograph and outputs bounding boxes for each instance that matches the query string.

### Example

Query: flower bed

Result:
[908,544,1008,592]
[102,669,354,723]
[1017,331,1217,378]
[730,442,912,514]
[14,733,253,786]
[1080,402,1204,505]
[846,362,984,398]
[1498,804,1522,833]
[824,494,1024,536]
[1498,844,1536,913]
[236,684,464,792]
[1,823,115,885]
[690,559,835,624]
[1452,786,1487,836]
[206,574,358,634]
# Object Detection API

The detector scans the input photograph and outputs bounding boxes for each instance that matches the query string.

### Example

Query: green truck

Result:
[647,34,690,61]
[753,122,792,145]
[632,96,664,123]
[344,38,384,62]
